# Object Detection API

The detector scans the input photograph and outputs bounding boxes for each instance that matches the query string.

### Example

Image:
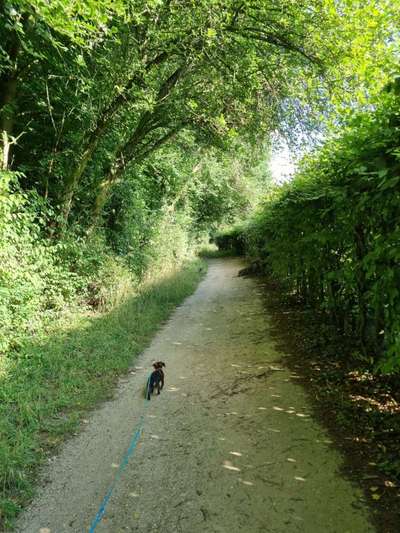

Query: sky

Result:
[269,143,296,184]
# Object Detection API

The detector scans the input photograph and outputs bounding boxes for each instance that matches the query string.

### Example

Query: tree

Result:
[1,0,398,230]
[0,0,127,169]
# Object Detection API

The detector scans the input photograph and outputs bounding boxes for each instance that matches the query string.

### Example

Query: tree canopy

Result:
[2,0,396,228]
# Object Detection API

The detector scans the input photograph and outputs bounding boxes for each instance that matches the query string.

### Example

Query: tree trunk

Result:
[354,224,369,355]
[90,126,181,229]
[0,20,21,170]
[60,52,171,223]
[86,65,186,229]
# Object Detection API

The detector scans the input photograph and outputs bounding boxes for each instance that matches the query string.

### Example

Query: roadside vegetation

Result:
[233,87,400,372]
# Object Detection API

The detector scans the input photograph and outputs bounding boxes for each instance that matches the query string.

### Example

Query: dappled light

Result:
[349,393,400,415]
[238,478,254,486]
[222,461,241,473]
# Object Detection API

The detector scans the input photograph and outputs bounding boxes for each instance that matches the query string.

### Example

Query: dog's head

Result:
[152,361,165,369]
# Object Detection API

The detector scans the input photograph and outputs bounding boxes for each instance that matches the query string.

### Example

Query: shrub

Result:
[212,225,246,255]
[239,93,400,371]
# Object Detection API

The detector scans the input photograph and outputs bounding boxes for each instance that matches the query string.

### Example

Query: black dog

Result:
[146,361,165,400]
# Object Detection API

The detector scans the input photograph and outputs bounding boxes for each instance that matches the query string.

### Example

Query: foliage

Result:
[3,0,392,222]
[241,91,400,371]
[212,225,247,256]
[0,173,66,353]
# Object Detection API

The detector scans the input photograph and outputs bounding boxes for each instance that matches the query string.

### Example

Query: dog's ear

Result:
[160,361,165,367]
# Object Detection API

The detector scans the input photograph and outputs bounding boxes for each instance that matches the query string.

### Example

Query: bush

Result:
[0,175,120,354]
[239,93,400,371]
[0,173,60,353]
[0,173,200,359]
[212,225,246,255]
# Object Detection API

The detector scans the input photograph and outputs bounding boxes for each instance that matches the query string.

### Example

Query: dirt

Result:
[16,258,374,532]
[258,276,400,533]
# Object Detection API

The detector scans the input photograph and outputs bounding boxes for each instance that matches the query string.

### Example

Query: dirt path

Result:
[17,258,374,533]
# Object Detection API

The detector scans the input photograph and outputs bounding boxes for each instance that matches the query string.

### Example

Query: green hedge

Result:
[213,226,246,255]
[242,93,400,371]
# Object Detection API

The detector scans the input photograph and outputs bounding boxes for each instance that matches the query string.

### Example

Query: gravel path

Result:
[16,258,374,533]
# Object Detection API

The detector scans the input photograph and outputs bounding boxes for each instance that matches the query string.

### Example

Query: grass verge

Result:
[255,275,400,533]
[0,258,206,530]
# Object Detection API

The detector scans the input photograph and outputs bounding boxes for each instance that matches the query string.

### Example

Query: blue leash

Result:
[88,375,151,532]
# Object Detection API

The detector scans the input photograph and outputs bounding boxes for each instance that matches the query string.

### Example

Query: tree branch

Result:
[225,25,320,65]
